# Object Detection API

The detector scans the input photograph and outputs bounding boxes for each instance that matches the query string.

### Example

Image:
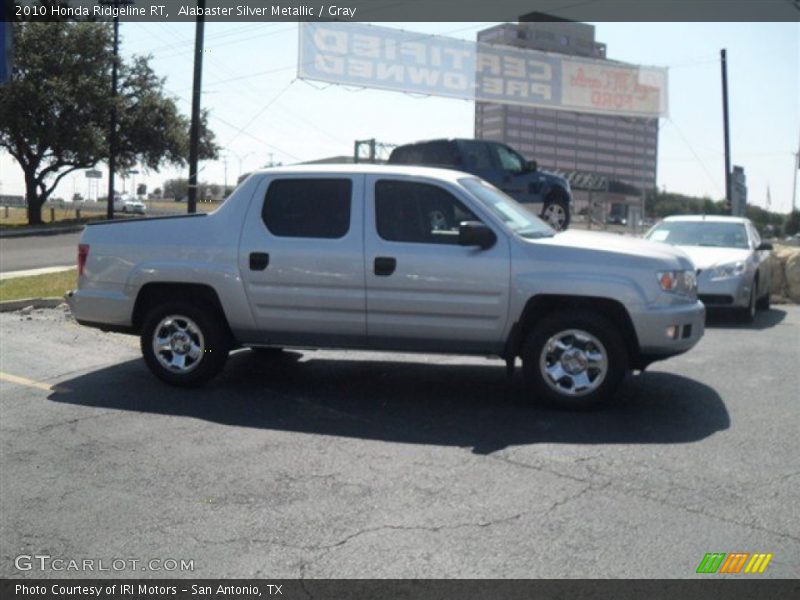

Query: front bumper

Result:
[697,272,751,308]
[631,300,705,356]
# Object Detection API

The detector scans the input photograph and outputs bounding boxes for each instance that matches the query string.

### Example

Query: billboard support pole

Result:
[721,49,732,214]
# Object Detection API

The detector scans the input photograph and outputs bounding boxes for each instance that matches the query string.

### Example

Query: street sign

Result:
[85,169,103,179]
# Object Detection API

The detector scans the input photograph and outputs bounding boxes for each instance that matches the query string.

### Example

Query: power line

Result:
[164,84,304,162]
[132,23,343,156]
[199,22,496,89]
[224,79,297,148]
[663,118,725,197]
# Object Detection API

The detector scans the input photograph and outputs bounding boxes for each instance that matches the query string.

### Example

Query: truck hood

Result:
[534,229,693,268]
[670,245,750,270]
[538,170,570,191]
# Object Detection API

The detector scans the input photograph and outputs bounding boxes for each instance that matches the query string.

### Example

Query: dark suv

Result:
[388,139,572,230]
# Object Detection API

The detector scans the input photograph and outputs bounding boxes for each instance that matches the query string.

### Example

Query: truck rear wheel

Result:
[140,301,230,386]
[521,310,627,410]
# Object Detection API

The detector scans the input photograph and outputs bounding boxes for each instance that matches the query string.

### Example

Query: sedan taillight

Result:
[78,244,90,276]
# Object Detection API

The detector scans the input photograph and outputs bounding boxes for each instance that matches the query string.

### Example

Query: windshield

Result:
[459,178,554,239]
[646,221,749,249]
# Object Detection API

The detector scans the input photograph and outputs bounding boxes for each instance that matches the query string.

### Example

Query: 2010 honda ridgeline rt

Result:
[66,166,704,409]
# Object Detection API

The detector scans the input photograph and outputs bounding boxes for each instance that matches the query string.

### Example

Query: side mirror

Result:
[756,242,773,251]
[458,221,496,250]
[525,160,538,172]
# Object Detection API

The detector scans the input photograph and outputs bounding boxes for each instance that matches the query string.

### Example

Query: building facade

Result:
[475,19,659,219]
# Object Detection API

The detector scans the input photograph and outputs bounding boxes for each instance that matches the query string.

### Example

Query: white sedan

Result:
[113,196,147,215]
[646,215,772,321]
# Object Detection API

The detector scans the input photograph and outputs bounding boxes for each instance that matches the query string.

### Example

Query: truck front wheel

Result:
[140,301,230,386]
[521,310,627,410]
[541,195,571,231]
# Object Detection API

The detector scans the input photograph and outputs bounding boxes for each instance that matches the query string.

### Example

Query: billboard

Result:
[298,23,668,118]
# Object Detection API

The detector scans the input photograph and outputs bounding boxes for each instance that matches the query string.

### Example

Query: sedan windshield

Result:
[646,221,749,249]
[460,178,554,239]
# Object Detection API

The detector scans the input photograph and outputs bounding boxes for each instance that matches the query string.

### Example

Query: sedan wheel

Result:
[740,285,756,323]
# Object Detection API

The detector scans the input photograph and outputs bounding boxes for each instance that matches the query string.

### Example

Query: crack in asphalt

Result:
[33,411,116,433]
[488,451,800,544]
[185,484,599,564]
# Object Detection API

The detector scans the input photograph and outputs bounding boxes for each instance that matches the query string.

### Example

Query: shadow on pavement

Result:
[705,307,786,330]
[49,350,729,454]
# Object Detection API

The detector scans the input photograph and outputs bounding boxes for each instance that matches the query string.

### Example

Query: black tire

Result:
[541,195,571,231]
[140,301,230,387]
[756,279,770,310]
[521,309,628,410]
[739,285,756,323]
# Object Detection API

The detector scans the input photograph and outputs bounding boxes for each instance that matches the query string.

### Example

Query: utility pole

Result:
[721,49,732,214]
[187,0,206,214]
[793,128,799,213]
[222,155,228,194]
[100,1,125,219]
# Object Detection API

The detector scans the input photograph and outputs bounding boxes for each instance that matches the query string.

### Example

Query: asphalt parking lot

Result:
[0,306,798,579]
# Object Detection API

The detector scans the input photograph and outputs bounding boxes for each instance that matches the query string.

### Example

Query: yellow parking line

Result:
[0,371,71,393]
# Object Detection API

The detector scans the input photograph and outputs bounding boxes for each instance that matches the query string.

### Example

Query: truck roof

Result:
[251,163,472,181]
[661,215,752,224]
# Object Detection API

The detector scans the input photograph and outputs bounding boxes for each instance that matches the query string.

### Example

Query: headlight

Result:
[711,261,745,279]
[657,270,697,297]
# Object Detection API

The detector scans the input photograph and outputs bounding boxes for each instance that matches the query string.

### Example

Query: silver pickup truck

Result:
[67,165,704,409]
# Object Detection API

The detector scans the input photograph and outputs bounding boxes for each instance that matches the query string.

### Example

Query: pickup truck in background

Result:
[66,165,704,409]
[388,139,573,230]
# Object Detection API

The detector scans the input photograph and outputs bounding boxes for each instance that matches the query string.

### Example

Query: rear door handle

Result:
[249,252,269,271]
[374,256,396,276]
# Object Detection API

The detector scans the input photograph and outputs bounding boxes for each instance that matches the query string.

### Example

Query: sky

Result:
[1,20,798,213]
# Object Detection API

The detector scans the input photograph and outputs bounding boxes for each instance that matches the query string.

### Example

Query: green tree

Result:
[0,21,218,224]
[785,210,800,237]
[162,178,189,201]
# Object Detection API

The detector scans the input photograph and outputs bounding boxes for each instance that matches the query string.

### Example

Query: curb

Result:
[0,297,65,313]
[0,266,75,281]
[0,225,85,238]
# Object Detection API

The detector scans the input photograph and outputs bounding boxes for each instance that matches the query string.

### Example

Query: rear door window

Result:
[420,142,461,167]
[460,141,494,170]
[262,179,352,239]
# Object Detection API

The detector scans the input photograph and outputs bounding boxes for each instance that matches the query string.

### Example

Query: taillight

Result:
[78,244,90,276]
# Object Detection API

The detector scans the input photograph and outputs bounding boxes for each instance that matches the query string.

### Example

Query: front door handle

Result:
[374,256,396,276]
[249,252,269,271]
